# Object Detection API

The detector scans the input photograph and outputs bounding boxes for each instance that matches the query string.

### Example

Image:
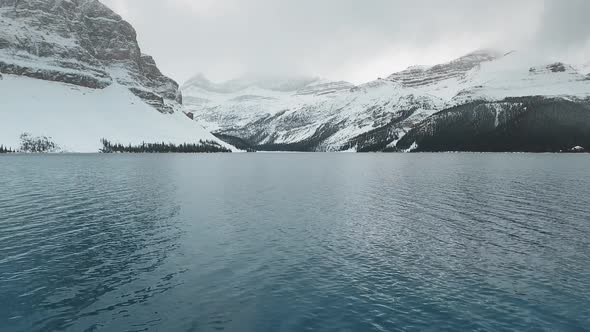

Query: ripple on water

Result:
[1,153,590,331]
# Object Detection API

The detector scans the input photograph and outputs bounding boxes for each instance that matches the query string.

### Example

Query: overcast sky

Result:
[101,0,590,84]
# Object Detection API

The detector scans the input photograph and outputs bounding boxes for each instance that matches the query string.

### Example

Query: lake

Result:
[1,153,589,331]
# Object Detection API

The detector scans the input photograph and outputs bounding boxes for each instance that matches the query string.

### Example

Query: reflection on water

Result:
[1,154,590,331]
[0,155,184,331]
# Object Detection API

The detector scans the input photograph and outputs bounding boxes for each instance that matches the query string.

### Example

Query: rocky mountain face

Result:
[0,0,181,113]
[0,0,236,152]
[386,49,501,87]
[183,50,590,152]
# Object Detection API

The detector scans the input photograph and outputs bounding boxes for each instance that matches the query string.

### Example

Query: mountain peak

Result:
[462,48,504,58]
[386,49,502,87]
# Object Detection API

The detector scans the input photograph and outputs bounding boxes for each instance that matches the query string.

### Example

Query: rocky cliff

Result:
[0,0,236,152]
[0,0,181,113]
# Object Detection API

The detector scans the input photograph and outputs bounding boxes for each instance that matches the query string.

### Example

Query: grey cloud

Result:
[535,0,590,49]
[101,0,589,84]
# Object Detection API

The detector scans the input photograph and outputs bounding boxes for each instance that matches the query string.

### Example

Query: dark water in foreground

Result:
[1,154,589,332]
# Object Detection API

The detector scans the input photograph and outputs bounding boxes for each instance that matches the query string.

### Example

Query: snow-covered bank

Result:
[0,75,235,153]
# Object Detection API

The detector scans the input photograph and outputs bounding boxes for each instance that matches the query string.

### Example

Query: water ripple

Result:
[1,154,590,331]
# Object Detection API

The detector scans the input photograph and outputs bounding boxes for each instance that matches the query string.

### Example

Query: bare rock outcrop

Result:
[0,0,181,113]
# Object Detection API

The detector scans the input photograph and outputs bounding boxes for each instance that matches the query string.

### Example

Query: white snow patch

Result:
[0,75,235,152]
[404,142,419,153]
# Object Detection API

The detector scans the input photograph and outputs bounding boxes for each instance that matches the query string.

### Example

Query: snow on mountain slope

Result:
[452,52,590,105]
[183,50,590,151]
[182,75,355,134]
[0,0,183,113]
[0,75,235,152]
[0,0,235,152]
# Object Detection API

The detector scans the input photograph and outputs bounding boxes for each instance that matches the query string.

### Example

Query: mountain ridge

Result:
[182,49,590,152]
[1,2,588,153]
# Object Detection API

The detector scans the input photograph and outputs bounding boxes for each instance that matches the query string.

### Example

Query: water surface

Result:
[1,153,589,331]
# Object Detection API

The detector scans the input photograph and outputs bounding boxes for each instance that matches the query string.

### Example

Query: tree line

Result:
[2,133,58,153]
[100,139,232,153]
[0,145,14,153]
[19,133,59,153]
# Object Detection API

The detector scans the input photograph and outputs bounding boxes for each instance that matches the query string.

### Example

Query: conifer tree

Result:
[99,138,231,153]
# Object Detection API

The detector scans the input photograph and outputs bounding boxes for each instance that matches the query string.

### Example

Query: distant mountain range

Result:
[183,50,590,152]
[1,0,588,153]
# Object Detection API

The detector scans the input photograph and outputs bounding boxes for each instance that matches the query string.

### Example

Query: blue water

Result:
[1,153,589,332]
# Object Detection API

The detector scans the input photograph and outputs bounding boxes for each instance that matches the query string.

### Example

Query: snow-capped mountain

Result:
[0,0,234,152]
[181,74,356,141]
[184,50,590,152]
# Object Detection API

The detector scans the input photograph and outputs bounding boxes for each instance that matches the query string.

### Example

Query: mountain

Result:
[181,74,356,148]
[0,0,233,152]
[183,50,590,152]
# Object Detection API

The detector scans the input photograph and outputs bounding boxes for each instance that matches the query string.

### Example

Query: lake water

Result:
[1,153,589,331]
